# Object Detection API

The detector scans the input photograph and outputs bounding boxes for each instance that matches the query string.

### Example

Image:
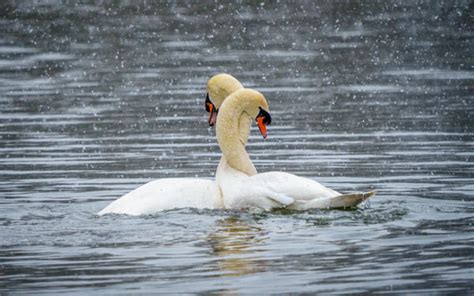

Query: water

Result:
[1,1,473,294]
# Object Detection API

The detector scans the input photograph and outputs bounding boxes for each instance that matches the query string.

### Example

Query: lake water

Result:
[1,1,473,294]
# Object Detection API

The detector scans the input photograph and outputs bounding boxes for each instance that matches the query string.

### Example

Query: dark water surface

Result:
[1,1,473,294]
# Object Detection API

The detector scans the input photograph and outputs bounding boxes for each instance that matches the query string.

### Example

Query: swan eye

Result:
[256,107,271,125]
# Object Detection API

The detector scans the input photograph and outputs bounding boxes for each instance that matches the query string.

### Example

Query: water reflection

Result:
[208,217,267,277]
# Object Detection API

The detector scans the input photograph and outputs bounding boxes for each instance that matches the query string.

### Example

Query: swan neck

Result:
[217,96,257,176]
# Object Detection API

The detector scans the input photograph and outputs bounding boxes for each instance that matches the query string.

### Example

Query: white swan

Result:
[97,74,244,215]
[214,88,375,210]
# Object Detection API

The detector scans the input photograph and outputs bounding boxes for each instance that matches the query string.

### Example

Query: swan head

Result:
[205,73,243,126]
[220,88,272,139]
[240,89,271,139]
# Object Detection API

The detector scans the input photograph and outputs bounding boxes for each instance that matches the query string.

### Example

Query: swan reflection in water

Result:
[208,216,268,277]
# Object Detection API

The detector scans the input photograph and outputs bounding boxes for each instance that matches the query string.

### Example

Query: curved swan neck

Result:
[238,116,251,146]
[216,90,261,176]
[208,73,243,108]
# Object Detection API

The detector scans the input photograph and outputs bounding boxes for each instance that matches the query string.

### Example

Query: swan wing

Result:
[247,172,376,210]
[249,171,340,201]
[224,181,294,210]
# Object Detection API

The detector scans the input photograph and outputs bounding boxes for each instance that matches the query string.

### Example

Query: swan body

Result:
[215,88,375,210]
[97,178,222,216]
[216,147,374,211]
[98,74,244,216]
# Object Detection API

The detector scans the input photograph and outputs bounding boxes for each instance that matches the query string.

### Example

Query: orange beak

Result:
[257,116,267,138]
[208,104,217,126]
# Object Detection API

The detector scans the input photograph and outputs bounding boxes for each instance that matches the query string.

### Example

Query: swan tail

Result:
[328,190,376,208]
[289,190,376,210]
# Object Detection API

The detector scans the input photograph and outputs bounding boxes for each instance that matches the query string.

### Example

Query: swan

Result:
[97,74,244,215]
[214,88,376,210]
